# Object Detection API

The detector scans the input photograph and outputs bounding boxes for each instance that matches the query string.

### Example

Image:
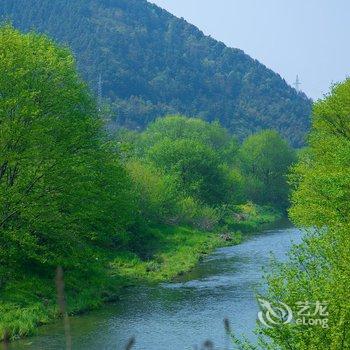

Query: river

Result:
[9,225,302,350]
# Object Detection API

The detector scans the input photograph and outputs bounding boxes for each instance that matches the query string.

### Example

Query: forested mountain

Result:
[0,0,311,145]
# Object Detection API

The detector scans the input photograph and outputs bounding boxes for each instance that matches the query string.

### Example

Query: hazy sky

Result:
[150,0,349,100]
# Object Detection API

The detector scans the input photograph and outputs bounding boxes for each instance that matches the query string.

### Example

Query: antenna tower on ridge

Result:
[294,75,301,92]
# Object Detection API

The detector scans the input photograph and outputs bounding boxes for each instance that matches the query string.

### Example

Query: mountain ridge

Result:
[0,0,312,145]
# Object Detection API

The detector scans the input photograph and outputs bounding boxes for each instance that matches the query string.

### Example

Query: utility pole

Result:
[294,74,301,92]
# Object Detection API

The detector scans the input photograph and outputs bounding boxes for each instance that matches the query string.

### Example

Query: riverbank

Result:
[0,205,282,342]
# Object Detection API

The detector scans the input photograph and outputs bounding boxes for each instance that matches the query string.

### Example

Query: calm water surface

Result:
[9,226,302,350]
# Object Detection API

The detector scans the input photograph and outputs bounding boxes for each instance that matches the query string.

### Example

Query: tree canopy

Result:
[0,25,134,277]
[256,79,350,349]
[237,130,296,208]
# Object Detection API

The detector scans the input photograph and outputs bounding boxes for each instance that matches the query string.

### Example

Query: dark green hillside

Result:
[0,0,311,145]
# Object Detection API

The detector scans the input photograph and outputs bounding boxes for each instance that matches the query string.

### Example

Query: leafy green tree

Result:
[237,130,296,208]
[138,115,231,153]
[135,116,236,206]
[126,160,179,224]
[0,25,134,278]
[251,80,350,349]
[147,138,231,206]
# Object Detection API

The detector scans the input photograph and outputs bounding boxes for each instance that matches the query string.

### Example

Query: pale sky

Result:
[149,0,350,100]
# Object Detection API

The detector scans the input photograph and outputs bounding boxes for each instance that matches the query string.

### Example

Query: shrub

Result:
[126,160,179,224]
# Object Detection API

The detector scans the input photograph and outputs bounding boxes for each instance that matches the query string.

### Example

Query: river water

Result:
[9,225,302,350]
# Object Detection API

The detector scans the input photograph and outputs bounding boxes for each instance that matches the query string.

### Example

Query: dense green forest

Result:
[0,26,296,341]
[0,0,311,146]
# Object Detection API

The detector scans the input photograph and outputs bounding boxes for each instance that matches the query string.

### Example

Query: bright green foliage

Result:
[176,197,220,231]
[138,115,231,153]
[237,130,296,208]
[253,80,350,349]
[137,116,234,205]
[0,25,134,279]
[125,115,292,226]
[147,138,230,205]
[126,160,179,224]
[290,80,350,229]
[0,0,311,146]
[110,226,232,283]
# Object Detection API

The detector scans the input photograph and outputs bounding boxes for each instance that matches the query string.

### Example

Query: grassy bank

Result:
[0,205,281,342]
